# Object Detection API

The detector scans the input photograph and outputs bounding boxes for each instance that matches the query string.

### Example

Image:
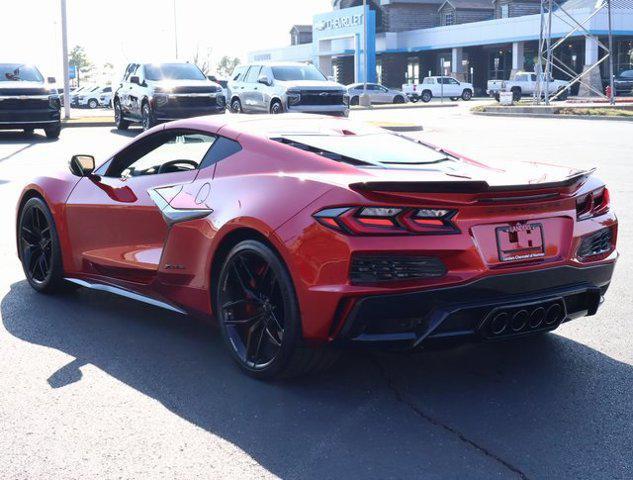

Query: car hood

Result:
[0,81,48,95]
[280,80,346,91]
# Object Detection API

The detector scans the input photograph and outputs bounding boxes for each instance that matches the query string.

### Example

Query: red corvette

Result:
[16,114,617,379]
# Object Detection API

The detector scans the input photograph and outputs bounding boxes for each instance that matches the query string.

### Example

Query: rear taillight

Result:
[576,187,610,219]
[314,206,459,235]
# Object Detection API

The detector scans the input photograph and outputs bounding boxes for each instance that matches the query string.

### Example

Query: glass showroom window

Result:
[406,58,419,84]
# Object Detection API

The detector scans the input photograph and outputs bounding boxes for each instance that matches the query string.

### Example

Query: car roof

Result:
[244,61,311,67]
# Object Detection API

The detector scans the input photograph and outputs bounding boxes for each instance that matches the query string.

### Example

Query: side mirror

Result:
[70,155,96,177]
[257,75,271,86]
[207,75,218,82]
[130,75,140,85]
[47,77,56,84]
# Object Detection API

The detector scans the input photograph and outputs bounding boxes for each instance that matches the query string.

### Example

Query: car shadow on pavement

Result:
[109,128,141,138]
[2,280,631,479]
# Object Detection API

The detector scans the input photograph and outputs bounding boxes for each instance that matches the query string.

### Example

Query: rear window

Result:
[276,133,452,167]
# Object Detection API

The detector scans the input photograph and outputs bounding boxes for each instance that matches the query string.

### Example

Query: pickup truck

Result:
[487,72,569,101]
[0,63,61,138]
[402,76,473,103]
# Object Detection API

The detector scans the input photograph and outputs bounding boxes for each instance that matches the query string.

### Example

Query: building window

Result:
[501,5,509,18]
[406,57,419,84]
[442,11,455,26]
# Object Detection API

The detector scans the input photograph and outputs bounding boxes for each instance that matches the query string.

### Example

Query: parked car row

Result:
[71,84,113,108]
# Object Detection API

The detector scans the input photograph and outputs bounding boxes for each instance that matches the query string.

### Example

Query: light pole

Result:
[173,0,179,59]
[359,0,371,107]
[60,0,70,119]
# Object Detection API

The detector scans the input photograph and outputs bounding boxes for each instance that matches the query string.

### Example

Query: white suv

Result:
[227,62,349,116]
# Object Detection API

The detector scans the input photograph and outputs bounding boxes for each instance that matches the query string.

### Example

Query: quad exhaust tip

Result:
[484,301,565,338]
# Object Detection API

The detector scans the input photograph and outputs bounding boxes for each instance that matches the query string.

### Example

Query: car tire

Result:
[88,99,99,109]
[270,100,284,114]
[393,95,405,104]
[511,88,522,102]
[141,102,155,131]
[44,125,61,139]
[555,88,569,101]
[421,90,432,103]
[18,197,67,293]
[350,96,360,106]
[461,89,473,101]
[114,100,130,130]
[23,128,34,137]
[450,97,459,101]
[230,98,242,114]
[216,239,339,380]
[410,96,418,103]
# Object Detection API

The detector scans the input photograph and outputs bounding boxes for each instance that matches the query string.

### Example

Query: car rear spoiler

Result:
[349,169,595,194]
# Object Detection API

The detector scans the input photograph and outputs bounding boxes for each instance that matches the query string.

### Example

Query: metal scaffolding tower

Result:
[534,0,615,104]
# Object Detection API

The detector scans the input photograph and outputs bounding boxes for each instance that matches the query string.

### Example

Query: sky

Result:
[2,0,331,81]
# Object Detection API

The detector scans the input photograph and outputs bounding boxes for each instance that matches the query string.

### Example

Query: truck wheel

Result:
[44,125,61,139]
[393,95,405,104]
[350,96,360,106]
[230,97,242,114]
[88,99,99,109]
[23,128,34,137]
[270,100,284,114]
[555,88,569,101]
[421,90,432,103]
[141,102,156,131]
[511,88,522,102]
[461,89,473,101]
[409,96,418,103]
[114,100,130,130]
[494,93,500,102]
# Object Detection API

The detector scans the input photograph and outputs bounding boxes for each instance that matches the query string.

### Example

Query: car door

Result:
[118,63,137,116]
[375,84,392,103]
[445,77,461,96]
[64,129,217,283]
[128,64,145,119]
[242,65,263,112]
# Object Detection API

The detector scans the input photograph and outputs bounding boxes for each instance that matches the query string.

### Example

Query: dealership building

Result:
[249,0,633,95]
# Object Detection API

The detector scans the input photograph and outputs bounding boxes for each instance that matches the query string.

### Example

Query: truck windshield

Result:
[271,65,326,81]
[0,64,44,82]
[145,63,206,81]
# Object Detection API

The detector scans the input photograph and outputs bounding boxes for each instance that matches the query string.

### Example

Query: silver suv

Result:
[228,62,349,117]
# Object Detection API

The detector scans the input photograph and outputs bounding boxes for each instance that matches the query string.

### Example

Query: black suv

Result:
[114,62,225,131]
[0,63,61,138]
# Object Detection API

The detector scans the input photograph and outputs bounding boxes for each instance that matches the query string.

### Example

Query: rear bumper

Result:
[335,262,615,348]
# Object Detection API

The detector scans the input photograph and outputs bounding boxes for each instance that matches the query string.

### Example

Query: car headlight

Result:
[48,95,61,109]
[287,92,301,105]
[154,93,169,107]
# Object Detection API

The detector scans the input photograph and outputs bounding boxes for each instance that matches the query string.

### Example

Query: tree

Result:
[68,45,93,86]
[216,56,241,78]
[192,46,213,75]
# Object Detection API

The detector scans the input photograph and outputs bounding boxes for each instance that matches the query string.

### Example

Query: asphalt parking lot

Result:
[0,105,631,479]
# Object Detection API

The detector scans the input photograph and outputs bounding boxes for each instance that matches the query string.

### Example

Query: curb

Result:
[352,102,460,111]
[63,120,115,128]
[472,111,633,122]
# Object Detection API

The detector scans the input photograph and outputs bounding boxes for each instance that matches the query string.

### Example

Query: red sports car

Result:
[16,114,617,379]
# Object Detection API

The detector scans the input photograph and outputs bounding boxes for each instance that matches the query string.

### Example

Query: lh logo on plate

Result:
[496,223,545,262]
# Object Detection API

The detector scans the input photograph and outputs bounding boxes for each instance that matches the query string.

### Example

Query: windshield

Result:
[271,65,326,82]
[281,133,451,167]
[0,64,44,82]
[144,63,206,81]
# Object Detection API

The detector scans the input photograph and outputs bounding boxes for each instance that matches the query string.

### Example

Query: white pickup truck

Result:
[487,72,569,101]
[402,76,474,103]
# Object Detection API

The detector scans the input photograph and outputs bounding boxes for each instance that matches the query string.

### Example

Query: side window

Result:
[123,64,136,82]
[103,87,112,93]
[244,66,262,83]
[199,137,242,169]
[422,78,432,84]
[232,66,246,81]
[106,131,216,178]
[447,78,459,84]
[530,74,537,81]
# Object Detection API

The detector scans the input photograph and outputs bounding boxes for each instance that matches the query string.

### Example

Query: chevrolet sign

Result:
[315,13,363,32]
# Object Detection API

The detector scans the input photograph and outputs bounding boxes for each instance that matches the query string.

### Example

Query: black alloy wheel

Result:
[421,90,432,103]
[18,198,66,292]
[270,100,284,114]
[44,124,61,139]
[216,240,338,379]
[231,98,242,113]
[114,100,130,130]
[142,103,155,131]
[393,95,405,104]
[461,89,473,101]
